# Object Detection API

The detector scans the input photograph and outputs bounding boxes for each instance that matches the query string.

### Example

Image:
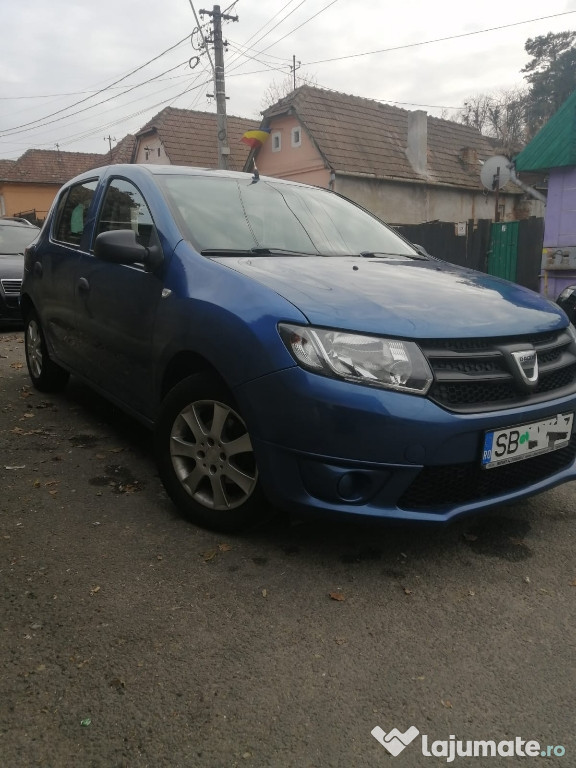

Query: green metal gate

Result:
[488,221,519,281]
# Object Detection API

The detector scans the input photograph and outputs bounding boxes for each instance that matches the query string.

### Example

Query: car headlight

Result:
[278,323,433,394]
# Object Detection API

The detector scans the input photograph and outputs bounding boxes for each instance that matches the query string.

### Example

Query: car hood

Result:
[214,255,565,337]
[0,253,25,278]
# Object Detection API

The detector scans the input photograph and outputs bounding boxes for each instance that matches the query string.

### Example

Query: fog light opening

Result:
[337,471,374,502]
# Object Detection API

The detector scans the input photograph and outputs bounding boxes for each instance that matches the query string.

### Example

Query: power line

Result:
[303,10,576,66]
[0,34,192,135]
[257,0,341,56]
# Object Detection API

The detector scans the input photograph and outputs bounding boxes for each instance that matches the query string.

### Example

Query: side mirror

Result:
[94,229,163,272]
[556,285,576,324]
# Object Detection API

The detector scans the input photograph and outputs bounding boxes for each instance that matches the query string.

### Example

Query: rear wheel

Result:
[156,373,269,532]
[24,310,69,392]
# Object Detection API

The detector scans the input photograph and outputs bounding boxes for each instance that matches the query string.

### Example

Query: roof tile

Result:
[262,86,501,190]
[136,107,258,170]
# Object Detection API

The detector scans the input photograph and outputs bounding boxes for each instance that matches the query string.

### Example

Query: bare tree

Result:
[261,73,318,110]
[456,87,529,153]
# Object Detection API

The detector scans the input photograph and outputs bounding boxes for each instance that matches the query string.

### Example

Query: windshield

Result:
[158,175,416,257]
[0,224,39,255]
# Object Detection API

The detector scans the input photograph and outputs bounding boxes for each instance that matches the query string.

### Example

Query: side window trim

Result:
[51,178,99,248]
[92,176,160,261]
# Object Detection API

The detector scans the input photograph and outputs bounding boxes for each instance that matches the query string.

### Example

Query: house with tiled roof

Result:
[132,107,258,169]
[514,89,576,300]
[106,134,137,165]
[0,149,103,222]
[0,137,137,223]
[246,86,540,226]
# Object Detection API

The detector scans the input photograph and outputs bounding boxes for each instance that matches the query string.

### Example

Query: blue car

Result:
[20,165,576,531]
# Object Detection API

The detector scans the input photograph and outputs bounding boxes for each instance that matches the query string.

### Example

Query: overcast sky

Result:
[1,0,575,160]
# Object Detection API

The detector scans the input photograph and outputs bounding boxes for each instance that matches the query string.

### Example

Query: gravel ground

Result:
[1,325,575,767]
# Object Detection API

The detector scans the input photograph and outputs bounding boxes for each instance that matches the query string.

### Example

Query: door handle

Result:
[77,277,90,293]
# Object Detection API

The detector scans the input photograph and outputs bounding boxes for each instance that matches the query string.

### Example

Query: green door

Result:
[488,221,519,282]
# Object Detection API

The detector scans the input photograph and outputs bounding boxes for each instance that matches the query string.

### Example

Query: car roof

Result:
[0,217,40,229]
[63,163,317,190]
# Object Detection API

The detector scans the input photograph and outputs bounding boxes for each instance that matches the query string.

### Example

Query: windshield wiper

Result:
[201,247,313,257]
[359,250,428,260]
[250,247,314,256]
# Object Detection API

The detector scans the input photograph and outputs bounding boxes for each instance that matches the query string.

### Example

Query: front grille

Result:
[422,330,576,412]
[1,278,21,296]
[399,435,576,511]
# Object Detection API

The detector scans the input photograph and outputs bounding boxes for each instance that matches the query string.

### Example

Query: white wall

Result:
[335,175,539,226]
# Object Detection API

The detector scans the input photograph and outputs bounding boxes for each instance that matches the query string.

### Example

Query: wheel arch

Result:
[160,351,229,402]
[19,293,35,319]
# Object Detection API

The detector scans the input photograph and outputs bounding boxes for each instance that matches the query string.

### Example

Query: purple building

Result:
[515,91,576,300]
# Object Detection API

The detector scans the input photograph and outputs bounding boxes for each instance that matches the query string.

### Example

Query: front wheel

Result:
[155,374,270,532]
[24,310,69,392]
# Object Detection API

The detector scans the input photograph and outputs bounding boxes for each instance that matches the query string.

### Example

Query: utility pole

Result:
[200,5,238,170]
[290,55,301,90]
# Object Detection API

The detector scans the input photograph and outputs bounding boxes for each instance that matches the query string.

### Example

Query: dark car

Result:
[19,165,576,532]
[0,218,40,319]
[556,285,576,325]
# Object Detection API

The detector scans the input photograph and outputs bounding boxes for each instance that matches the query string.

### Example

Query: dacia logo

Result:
[511,349,538,385]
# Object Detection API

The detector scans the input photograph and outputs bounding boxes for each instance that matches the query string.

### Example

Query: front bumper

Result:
[235,366,576,523]
[0,278,22,318]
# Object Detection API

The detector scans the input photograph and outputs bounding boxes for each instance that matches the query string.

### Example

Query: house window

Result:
[272,131,281,152]
[291,126,302,148]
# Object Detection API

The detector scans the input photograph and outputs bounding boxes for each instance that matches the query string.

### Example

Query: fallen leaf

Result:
[329,591,345,601]
[441,699,453,709]
[90,586,101,595]
[10,362,23,370]
[403,587,413,595]
[261,589,267,598]
[218,543,232,552]
[463,532,478,542]
[202,549,218,562]
[569,580,576,587]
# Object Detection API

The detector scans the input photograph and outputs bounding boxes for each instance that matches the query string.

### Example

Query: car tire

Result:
[155,373,270,532]
[24,310,70,392]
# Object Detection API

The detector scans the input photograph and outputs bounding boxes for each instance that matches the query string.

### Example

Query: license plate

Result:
[481,412,573,469]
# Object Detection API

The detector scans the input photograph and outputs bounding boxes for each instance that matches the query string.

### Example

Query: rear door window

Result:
[52,180,98,246]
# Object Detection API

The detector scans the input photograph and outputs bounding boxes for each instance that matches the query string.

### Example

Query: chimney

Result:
[460,147,478,169]
[406,110,428,176]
